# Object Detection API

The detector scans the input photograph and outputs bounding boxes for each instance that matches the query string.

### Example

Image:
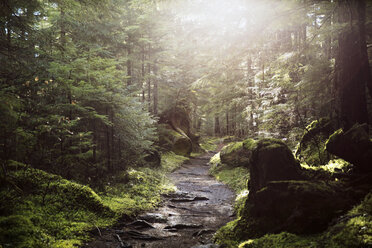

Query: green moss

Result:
[325,128,343,147]
[214,218,241,248]
[209,152,221,169]
[0,152,189,247]
[0,215,39,248]
[210,164,249,194]
[101,152,187,216]
[157,125,192,156]
[161,151,189,172]
[243,138,257,150]
[220,140,253,167]
[238,232,320,248]
[323,192,372,248]
[222,141,243,154]
[295,119,336,166]
[200,136,221,152]
[301,158,351,176]
[237,193,372,248]
[209,156,249,214]
[257,138,285,147]
[0,164,116,248]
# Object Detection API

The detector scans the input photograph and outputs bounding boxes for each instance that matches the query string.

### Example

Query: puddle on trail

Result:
[85,153,235,248]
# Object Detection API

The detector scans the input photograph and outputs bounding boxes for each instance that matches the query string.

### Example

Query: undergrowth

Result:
[0,152,188,248]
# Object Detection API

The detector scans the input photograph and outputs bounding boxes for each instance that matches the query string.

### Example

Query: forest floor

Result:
[85,152,235,248]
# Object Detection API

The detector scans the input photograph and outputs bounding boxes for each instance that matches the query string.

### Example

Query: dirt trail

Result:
[86,153,235,248]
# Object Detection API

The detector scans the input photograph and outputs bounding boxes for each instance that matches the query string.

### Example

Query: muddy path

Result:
[86,153,235,248]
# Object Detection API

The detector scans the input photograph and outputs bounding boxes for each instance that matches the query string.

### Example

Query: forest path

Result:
[86,153,235,248]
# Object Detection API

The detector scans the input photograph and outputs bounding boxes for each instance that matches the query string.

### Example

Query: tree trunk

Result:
[214,116,220,136]
[357,0,372,100]
[336,0,369,131]
[105,107,111,171]
[127,38,132,86]
[141,45,145,102]
[147,47,152,112]
[60,7,66,55]
[226,111,229,135]
[153,62,158,115]
[92,121,96,163]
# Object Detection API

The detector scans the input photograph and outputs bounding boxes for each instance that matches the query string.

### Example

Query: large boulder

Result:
[157,124,192,156]
[158,107,200,155]
[220,139,256,167]
[245,180,352,234]
[248,138,303,194]
[172,132,192,156]
[326,123,372,172]
[189,133,203,153]
[295,118,335,166]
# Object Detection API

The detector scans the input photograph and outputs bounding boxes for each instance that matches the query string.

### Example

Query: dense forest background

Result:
[1,0,372,247]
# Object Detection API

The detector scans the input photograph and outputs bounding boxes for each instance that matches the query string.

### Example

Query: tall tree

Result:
[336,0,370,130]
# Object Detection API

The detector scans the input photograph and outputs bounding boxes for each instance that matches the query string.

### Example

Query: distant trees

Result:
[187,0,372,140]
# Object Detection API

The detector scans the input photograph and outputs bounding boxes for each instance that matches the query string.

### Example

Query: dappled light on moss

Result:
[200,136,221,152]
[0,151,189,247]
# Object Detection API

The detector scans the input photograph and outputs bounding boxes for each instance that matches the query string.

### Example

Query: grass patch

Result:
[99,151,188,222]
[210,163,249,193]
[209,153,249,194]
[0,152,188,247]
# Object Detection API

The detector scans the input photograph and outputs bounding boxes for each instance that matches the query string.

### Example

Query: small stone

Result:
[139,213,168,223]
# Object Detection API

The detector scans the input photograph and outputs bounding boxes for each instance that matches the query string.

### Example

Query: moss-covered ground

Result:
[0,152,188,248]
[199,136,222,152]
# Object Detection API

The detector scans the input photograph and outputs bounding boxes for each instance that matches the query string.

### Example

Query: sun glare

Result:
[169,0,278,40]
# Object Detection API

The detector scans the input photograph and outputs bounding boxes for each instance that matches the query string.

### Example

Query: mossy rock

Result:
[220,139,256,167]
[10,165,111,215]
[171,131,192,156]
[238,232,319,248]
[157,124,192,156]
[326,123,372,172]
[248,138,303,194]
[244,180,353,234]
[51,180,110,214]
[323,192,372,247]
[295,118,335,166]
[238,192,372,248]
